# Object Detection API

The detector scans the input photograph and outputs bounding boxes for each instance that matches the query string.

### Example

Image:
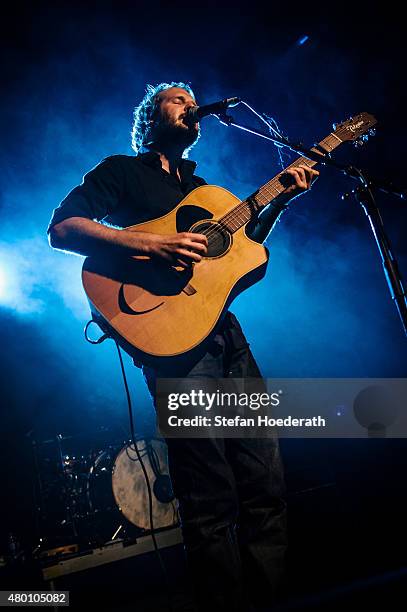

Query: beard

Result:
[151,117,200,150]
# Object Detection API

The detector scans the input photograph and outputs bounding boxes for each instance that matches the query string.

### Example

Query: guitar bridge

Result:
[170,267,197,296]
[182,283,197,296]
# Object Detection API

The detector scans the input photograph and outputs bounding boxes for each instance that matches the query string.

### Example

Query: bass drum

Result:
[112,438,178,531]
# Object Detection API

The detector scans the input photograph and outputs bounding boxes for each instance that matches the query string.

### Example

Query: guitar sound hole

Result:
[191,221,232,258]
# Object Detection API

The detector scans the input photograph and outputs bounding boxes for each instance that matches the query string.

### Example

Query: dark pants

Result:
[143,313,287,611]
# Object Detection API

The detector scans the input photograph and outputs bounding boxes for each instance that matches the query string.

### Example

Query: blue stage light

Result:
[0,265,5,299]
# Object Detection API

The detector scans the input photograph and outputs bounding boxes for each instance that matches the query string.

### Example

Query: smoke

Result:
[1,5,406,443]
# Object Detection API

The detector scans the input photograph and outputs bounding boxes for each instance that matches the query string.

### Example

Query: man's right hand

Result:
[141,232,208,269]
[48,218,208,266]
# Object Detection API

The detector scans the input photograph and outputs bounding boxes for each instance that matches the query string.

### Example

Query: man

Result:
[48,82,319,611]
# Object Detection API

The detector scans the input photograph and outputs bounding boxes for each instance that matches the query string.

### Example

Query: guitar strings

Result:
[206,154,321,239]
[197,156,318,245]
[197,132,342,246]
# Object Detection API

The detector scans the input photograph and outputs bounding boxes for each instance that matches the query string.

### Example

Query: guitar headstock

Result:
[333,112,377,146]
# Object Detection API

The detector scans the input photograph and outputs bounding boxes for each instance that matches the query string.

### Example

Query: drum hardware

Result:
[31,432,179,551]
[111,524,124,540]
[31,434,80,550]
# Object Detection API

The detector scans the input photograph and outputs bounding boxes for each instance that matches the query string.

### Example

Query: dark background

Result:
[1,1,406,608]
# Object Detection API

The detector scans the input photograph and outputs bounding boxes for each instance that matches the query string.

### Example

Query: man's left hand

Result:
[278,164,320,205]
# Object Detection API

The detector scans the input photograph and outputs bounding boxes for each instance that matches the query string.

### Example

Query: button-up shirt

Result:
[48,151,206,232]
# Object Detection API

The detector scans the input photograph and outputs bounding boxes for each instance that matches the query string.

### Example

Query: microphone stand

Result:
[214,103,407,337]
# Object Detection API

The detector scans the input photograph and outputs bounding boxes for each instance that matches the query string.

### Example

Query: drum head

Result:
[112,439,178,531]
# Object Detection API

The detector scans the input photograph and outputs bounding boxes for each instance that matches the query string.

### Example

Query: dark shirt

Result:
[47,151,206,232]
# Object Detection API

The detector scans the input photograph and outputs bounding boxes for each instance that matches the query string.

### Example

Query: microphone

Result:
[185,97,241,124]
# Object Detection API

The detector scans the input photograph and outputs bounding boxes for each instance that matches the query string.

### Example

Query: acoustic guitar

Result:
[82,113,376,365]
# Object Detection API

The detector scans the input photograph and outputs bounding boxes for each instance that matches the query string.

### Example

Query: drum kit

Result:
[32,433,178,550]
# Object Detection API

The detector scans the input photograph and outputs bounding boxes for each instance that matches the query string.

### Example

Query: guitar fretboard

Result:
[219,132,343,233]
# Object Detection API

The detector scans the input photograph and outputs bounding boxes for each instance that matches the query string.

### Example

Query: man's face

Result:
[150,87,200,149]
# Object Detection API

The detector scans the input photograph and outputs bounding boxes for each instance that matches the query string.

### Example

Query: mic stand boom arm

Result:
[215,108,407,337]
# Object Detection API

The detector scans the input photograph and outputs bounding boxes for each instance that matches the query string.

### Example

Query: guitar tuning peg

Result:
[354,138,365,148]
[369,128,376,137]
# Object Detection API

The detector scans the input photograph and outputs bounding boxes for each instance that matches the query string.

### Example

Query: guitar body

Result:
[82,185,269,365]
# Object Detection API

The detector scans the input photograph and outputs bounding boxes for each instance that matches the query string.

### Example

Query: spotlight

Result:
[297,35,309,46]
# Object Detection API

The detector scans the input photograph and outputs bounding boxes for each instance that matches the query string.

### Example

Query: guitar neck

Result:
[219,132,344,233]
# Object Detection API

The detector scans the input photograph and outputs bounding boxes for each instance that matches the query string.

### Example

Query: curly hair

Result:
[131,82,198,157]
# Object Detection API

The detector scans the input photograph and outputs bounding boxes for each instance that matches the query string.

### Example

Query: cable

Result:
[261,113,291,171]
[114,341,173,612]
[85,321,173,611]
[240,100,291,171]
[84,319,110,344]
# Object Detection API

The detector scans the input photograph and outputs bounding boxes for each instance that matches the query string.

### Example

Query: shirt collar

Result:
[138,151,197,181]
